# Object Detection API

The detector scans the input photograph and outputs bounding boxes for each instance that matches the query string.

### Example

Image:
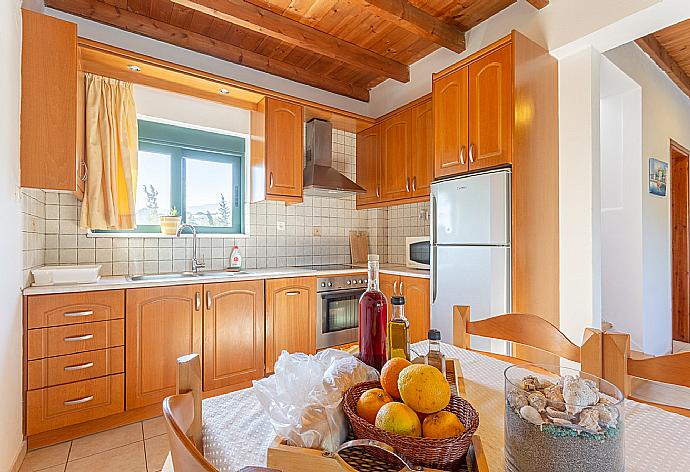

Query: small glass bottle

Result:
[387,296,410,361]
[358,255,388,371]
[427,329,446,376]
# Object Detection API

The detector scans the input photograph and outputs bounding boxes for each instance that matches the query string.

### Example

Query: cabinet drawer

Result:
[27,346,124,390]
[26,374,124,435]
[27,319,124,360]
[27,290,124,329]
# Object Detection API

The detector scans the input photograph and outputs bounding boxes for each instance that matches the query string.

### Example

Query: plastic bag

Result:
[253,349,379,452]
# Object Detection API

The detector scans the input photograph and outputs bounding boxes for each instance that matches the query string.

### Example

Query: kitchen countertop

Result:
[22,264,429,296]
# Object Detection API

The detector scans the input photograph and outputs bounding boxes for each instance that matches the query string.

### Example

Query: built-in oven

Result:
[315,275,368,349]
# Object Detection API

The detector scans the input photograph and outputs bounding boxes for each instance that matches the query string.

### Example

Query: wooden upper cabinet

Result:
[410,99,433,197]
[433,67,469,179]
[126,285,202,409]
[21,10,85,197]
[380,109,412,201]
[265,277,316,374]
[468,45,513,171]
[251,97,304,203]
[202,280,265,392]
[356,124,380,207]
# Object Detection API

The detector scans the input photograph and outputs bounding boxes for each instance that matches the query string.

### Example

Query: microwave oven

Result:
[405,236,431,269]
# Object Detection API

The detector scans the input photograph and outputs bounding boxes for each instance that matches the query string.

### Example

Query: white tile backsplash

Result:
[21,130,430,280]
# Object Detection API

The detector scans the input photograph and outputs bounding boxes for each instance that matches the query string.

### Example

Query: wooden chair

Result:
[163,353,279,472]
[452,306,603,376]
[602,332,690,416]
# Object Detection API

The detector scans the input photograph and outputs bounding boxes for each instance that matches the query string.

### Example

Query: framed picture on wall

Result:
[649,158,668,197]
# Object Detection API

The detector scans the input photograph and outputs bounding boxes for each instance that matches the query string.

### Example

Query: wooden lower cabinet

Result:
[378,274,430,344]
[203,280,265,391]
[126,285,202,409]
[265,277,316,374]
[379,273,399,310]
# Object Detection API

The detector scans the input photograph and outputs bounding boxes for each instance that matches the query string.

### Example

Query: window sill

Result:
[86,231,250,239]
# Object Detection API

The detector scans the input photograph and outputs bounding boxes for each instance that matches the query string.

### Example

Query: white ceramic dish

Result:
[32,265,102,286]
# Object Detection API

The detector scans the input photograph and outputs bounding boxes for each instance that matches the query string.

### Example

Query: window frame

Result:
[97,119,246,235]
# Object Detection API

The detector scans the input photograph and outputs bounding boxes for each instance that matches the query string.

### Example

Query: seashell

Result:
[563,376,599,414]
[583,379,599,393]
[519,405,545,426]
[550,417,573,425]
[520,376,540,392]
[545,406,574,421]
[578,408,602,433]
[544,385,566,411]
[528,392,547,411]
[537,379,555,391]
[508,390,529,410]
[593,404,619,428]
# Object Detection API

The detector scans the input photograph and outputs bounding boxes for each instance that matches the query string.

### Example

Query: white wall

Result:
[0,0,27,469]
[600,57,644,351]
[605,42,690,355]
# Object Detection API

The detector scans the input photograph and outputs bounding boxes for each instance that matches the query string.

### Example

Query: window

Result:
[114,119,245,234]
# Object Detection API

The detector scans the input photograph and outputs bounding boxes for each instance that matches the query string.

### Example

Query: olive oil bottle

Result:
[386,296,410,360]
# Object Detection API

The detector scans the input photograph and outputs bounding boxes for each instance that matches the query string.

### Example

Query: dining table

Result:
[197,341,690,472]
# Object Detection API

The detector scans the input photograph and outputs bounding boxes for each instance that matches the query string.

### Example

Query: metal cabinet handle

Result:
[412,177,417,192]
[286,291,301,296]
[393,280,398,296]
[64,362,94,371]
[195,292,201,311]
[80,161,88,182]
[206,291,212,310]
[400,280,404,294]
[405,177,410,192]
[469,144,475,163]
[459,145,466,165]
[64,395,94,406]
[63,310,93,318]
[63,334,94,342]
[376,185,380,198]
[269,172,274,188]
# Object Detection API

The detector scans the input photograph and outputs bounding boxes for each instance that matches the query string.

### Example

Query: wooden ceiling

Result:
[45,0,549,101]
[637,19,690,100]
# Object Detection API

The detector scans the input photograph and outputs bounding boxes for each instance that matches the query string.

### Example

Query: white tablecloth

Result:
[201,342,690,471]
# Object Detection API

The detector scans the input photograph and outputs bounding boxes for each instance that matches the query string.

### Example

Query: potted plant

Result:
[160,207,182,235]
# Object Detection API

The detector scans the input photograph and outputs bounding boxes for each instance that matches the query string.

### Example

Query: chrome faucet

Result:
[176,224,205,273]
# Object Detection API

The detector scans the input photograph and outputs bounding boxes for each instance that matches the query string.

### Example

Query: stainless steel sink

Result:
[127,271,243,282]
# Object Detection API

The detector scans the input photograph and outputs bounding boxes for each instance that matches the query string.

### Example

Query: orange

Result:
[356,388,393,424]
[380,358,412,399]
[398,364,451,414]
[422,411,466,438]
[375,402,422,437]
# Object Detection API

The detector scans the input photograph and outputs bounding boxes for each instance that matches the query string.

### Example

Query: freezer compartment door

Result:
[431,245,511,353]
[431,170,511,246]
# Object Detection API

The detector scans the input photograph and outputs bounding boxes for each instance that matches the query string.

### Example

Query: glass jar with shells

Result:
[504,364,624,472]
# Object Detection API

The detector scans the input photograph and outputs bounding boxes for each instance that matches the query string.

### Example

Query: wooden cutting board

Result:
[349,231,369,264]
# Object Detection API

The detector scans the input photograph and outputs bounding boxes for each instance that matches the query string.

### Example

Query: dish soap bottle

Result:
[228,246,242,271]
[387,295,410,361]
[358,254,388,371]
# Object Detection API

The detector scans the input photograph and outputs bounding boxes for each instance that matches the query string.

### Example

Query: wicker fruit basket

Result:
[343,380,480,471]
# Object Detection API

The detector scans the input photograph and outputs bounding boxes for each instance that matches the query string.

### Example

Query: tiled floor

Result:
[673,340,690,353]
[19,417,171,472]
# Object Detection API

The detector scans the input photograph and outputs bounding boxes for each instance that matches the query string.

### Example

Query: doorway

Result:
[671,140,690,343]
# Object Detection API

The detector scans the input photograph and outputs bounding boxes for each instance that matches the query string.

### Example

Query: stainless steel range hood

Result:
[303,118,365,196]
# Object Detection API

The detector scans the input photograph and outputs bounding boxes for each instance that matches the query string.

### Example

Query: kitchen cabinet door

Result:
[379,110,413,201]
[468,45,513,171]
[401,276,431,344]
[379,274,400,319]
[266,98,304,199]
[356,124,381,207]
[203,281,265,391]
[266,277,317,374]
[126,285,202,409]
[433,67,469,179]
[20,10,85,197]
[411,99,433,197]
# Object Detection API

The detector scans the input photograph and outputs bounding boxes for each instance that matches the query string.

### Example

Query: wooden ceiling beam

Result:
[45,0,370,101]
[636,34,690,99]
[170,0,410,83]
[526,0,549,9]
[356,0,465,53]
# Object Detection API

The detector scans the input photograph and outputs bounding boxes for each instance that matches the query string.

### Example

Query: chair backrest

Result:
[163,353,216,472]
[452,306,603,375]
[602,332,690,415]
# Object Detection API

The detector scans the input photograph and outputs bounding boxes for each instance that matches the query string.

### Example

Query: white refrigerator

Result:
[430,169,512,354]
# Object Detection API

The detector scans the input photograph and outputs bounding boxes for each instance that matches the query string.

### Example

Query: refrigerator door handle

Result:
[431,192,437,243]
[431,245,438,304]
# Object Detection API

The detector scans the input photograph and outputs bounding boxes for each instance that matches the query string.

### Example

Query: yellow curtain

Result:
[80,74,138,230]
